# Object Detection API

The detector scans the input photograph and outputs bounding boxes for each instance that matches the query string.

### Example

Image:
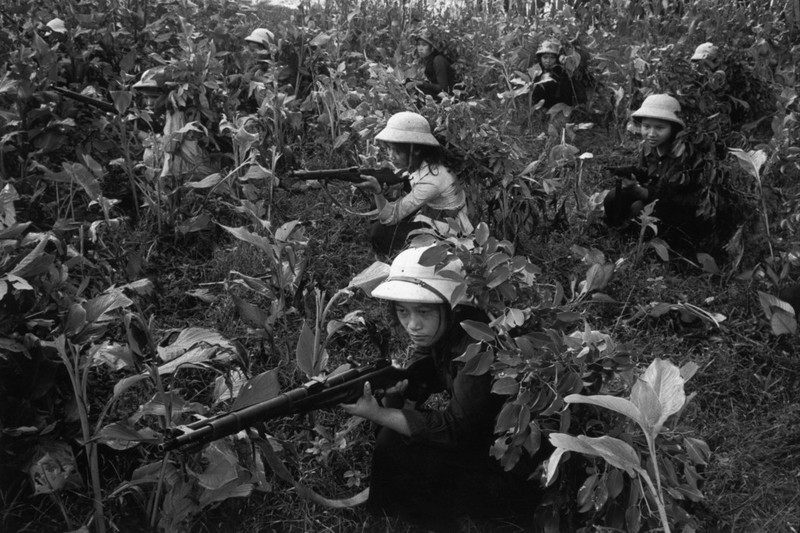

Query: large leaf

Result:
[348,261,390,294]
[296,321,326,378]
[29,441,82,494]
[10,235,53,278]
[771,308,797,335]
[549,433,640,476]
[231,369,281,409]
[641,358,686,434]
[460,320,496,342]
[729,148,767,181]
[84,289,134,324]
[97,423,159,450]
[564,394,647,435]
[191,442,239,490]
[157,327,236,362]
[220,224,273,254]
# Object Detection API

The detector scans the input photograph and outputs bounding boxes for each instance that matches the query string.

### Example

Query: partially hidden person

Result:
[603,94,706,246]
[404,28,457,99]
[531,39,576,110]
[355,112,472,258]
[341,245,541,531]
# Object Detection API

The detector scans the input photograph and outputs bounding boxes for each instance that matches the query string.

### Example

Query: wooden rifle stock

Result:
[159,359,426,453]
[289,166,406,186]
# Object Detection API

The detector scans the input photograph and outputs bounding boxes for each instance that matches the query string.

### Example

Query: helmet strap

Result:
[386,275,450,305]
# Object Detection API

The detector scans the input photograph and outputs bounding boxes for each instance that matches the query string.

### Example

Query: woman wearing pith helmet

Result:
[404,28,457,99]
[603,94,706,248]
[355,112,472,257]
[341,244,540,530]
[531,39,576,109]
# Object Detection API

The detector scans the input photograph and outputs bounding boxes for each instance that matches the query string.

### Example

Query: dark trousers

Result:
[369,220,428,257]
[367,428,540,532]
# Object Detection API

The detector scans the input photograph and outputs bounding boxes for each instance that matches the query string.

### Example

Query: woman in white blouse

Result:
[356,112,472,257]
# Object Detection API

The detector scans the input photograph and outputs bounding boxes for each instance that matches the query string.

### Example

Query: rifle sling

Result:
[255,435,369,508]
[320,182,379,218]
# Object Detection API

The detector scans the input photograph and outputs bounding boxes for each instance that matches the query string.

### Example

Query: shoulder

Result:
[432,54,451,67]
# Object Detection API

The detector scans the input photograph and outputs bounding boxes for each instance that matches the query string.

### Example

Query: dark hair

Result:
[387,142,446,174]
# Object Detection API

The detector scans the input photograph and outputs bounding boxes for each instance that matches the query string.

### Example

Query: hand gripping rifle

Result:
[288,166,408,188]
[159,358,430,453]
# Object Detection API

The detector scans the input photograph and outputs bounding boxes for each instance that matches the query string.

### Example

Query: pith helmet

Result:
[631,94,685,128]
[691,42,719,61]
[245,28,274,47]
[536,40,561,56]
[46,18,67,34]
[133,66,168,92]
[415,28,437,48]
[375,112,440,146]
[371,245,464,305]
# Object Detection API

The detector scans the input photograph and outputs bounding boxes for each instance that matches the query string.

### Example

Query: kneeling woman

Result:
[341,245,537,530]
[356,112,471,257]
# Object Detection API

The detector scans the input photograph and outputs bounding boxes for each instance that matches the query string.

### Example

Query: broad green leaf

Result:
[475,222,490,246]
[275,220,304,242]
[97,423,159,449]
[729,148,767,181]
[64,303,87,336]
[584,263,615,292]
[696,253,719,275]
[460,320,495,342]
[220,224,272,254]
[197,480,254,508]
[494,402,521,433]
[10,235,53,278]
[564,394,646,434]
[463,350,494,375]
[63,162,101,202]
[213,369,248,405]
[550,433,640,476]
[630,380,662,432]
[90,342,134,371]
[649,238,669,261]
[193,442,239,490]
[157,327,236,362]
[770,308,797,335]
[348,261,390,294]
[641,358,686,433]
[231,369,281,409]
[491,377,519,396]
[758,290,794,319]
[84,290,133,324]
[184,173,223,189]
[295,321,318,378]
[544,447,568,486]
[156,346,234,375]
[232,294,269,329]
[113,374,150,399]
[683,437,711,466]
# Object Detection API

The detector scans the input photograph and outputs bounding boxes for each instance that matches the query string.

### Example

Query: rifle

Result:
[289,166,407,187]
[159,358,431,453]
[53,87,117,114]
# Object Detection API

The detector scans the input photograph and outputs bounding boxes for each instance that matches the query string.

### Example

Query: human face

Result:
[539,53,557,70]
[386,142,411,169]
[417,41,434,59]
[395,302,445,348]
[640,118,675,150]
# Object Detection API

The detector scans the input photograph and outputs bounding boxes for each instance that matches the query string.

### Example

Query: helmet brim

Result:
[371,278,460,304]
[375,128,440,146]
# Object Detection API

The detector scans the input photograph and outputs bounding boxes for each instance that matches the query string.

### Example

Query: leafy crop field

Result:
[1,0,799,532]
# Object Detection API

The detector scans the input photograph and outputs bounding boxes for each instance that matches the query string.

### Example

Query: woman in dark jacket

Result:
[405,29,457,98]
[531,39,575,109]
[341,245,538,531]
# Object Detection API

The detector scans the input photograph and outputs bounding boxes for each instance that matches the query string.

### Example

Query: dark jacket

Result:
[417,53,456,97]
[532,64,575,108]
[367,307,539,530]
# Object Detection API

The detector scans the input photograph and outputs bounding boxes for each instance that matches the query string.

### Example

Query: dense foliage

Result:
[1,0,798,532]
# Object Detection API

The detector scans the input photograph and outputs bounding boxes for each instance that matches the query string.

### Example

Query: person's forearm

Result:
[365,406,412,436]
